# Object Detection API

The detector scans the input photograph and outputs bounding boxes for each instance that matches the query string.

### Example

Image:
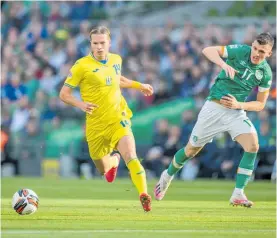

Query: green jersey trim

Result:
[64,83,76,89]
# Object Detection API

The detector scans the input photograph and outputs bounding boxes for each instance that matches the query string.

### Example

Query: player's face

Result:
[250,40,272,65]
[90,34,111,60]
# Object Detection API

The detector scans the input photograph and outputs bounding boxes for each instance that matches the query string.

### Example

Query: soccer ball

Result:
[12,189,39,215]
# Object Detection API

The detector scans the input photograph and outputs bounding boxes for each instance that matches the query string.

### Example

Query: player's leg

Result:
[228,115,258,208]
[229,132,259,207]
[92,153,120,176]
[87,138,120,182]
[154,142,203,200]
[167,143,203,176]
[117,134,151,212]
[155,100,226,200]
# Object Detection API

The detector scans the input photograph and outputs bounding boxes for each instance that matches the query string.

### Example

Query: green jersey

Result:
[208,44,272,102]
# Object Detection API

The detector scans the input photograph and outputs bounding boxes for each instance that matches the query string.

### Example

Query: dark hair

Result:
[89,26,111,40]
[256,32,275,47]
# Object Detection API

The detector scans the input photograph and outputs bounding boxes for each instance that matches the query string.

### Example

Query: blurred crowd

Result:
[142,108,276,181]
[1,2,276,180]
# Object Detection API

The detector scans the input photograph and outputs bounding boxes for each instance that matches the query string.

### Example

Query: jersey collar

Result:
[90,53,109,65]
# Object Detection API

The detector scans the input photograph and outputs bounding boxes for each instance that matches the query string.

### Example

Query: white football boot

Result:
[230,192,254,208]
[154,170,173,201]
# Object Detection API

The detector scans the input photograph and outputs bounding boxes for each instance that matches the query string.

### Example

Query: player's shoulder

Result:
[227,44,249,48]
[71,55,93,70]
[228,44,251,51]
[227,44,250,51]
[261,61,272,76]
[109,53,122,62]
[75,55,92,65]
[225,44,250,59]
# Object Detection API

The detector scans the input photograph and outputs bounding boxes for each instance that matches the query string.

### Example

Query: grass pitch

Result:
[1,177,276,238]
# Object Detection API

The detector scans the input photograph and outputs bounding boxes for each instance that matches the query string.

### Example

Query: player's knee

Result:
[121,151,137,162]
[245,143,259,153]
[185,146,201,158]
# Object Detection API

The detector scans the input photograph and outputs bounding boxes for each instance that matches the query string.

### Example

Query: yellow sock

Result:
[127,159,147,194]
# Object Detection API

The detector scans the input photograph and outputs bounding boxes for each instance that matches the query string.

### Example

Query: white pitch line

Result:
[2,229,275,234]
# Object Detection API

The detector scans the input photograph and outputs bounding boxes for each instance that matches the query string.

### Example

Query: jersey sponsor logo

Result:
[255,70,263,81]
[106,76,112,86]
[229,44,239,49]
[92,69,99,73]
[240,60,247,66]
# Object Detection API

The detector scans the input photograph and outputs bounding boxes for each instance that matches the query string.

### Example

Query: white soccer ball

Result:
[12,189,39,215]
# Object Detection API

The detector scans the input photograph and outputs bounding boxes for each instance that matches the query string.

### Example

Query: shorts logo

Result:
[255,70,263,81]
[193,135,198,142]
[243,119,252,127]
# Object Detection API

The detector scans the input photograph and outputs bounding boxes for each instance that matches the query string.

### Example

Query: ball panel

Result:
[12,188,39,215]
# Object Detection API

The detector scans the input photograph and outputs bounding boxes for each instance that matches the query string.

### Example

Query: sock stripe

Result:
[172,156,183,169]
[237,167,253,176]
[126,158,138,166]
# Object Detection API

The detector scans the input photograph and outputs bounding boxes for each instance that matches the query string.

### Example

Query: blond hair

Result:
[89,26,111,40]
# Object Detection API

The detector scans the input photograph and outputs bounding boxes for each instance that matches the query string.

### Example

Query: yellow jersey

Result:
[64,53,133,136]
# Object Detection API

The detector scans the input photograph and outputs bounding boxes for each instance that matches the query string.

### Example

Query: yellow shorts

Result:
[87,118,132,160]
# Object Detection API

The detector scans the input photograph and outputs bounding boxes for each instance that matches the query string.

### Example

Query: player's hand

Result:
[140,84,154,96]
[220,62,239,80]
[80,102,98,114]
[220,94,241,109]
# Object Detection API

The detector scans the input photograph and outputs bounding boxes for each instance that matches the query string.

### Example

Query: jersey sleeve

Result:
[223,44,246,59]
[258,67,272,92]
[64,61,84,88]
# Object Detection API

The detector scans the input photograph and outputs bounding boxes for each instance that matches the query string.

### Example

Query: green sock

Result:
[235,152,257,189]
[167,148,192,176]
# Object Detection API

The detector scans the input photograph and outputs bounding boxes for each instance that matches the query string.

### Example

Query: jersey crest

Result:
[255,70,263,81]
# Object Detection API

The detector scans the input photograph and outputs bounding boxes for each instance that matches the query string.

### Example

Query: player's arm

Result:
[202,46,238,79]
[120,75,154,96]
[59,85,97,114]
[239,91,269,111]
[119,75,142,89]
[220,91,269,112]
[59,62,98,114]
[238,69,273,111]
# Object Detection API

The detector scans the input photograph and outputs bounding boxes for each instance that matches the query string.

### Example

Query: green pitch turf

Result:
[1,177,276,238]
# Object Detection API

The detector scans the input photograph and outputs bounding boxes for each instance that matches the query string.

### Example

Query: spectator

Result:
[2,1,275,180]
[10,97,30,133]
[1,126,19,176]
[255,121,276,179]
[15,120,45,176]
[4,73,27,102]
[75,136,96,179]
